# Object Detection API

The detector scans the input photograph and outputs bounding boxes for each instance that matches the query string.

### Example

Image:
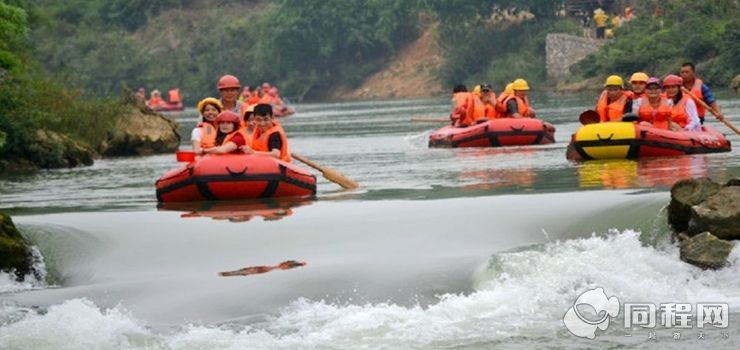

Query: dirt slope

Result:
[328,23,446,101]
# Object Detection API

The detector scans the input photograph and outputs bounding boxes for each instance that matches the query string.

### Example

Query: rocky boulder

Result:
[0,212,31,279]
[103,107,180,157]
[680,232,735,270]
[668,178,722,233]
[689,186,740,240]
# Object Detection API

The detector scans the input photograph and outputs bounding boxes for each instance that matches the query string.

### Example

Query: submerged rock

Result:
[103,107,180,156]
[689,186,740,240]
[0,212,31,279]
[680,232,735,269]
[668,178,722,233]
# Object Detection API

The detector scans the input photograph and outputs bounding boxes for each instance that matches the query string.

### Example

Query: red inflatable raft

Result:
[428,118,556,148]
[156,154,316,202]
[150,102,184,112]
[566,122,731,160]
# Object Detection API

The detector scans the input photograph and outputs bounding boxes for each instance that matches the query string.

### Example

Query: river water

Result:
[1,93,739,349]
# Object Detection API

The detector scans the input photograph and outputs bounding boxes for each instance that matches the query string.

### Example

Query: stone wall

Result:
[546,33,605,80]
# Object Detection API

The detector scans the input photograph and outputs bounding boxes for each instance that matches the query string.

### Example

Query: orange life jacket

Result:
[484,101,498,119]
[637,97,672,129]
[148,96,165,107]
[596,91,629,122]
[246,95,261,105]
[502,95,530,118]
[671,96,690,128]
[168,89,181,103]
[198,122,217,148]
[252,123,291,162]
[495,92,511,113]
[686,78,705,117]
[450,92,470,125]
[464,94,487,125]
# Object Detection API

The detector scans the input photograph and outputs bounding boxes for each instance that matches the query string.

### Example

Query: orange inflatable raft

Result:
[155,154,316,202]
[429,118,556,148]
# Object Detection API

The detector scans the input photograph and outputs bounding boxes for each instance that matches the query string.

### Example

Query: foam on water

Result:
[1,230,738,349]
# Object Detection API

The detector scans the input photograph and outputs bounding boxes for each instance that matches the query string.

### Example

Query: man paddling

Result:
[680,62,720,124]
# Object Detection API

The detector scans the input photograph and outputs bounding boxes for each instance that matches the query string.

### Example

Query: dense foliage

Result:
[573,0,739,86]
[0,1,125,170]
[30,0,420,102]
[425,0,576,89]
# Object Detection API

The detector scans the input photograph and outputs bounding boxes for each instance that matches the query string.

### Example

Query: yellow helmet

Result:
[472,85,481,96]
[604,75,624,88]
[197,97,223,114]
[512,79,530,91]
[629,72,649,83]
[504,83,514,94]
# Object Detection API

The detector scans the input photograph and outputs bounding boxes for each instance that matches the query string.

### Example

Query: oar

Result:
[681,86,740,136]
[579,109,600,125]
[292,153,359,190]
[410,117,448,123]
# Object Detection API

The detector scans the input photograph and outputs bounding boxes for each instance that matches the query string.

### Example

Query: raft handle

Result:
[226,166,249,176]
[596,133,614,141]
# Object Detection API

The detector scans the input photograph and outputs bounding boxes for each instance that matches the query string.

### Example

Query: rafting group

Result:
[156,63,735,203]
[156,74,350,202]
[430,61,734,161]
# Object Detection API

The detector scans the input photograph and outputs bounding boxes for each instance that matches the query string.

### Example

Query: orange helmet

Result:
[217,75,240,90]
[216,110,240,124]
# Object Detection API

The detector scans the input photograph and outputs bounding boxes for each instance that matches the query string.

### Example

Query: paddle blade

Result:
[579,110,600,125]
[292,153,360,190]
[321,167,360,190]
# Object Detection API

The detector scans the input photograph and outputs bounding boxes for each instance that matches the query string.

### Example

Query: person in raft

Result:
[629,72,649,99]
[241,104,291,162]
[480,83,498,119]
[680,61,719,124]
[449,84,469,126]
[633,77,673,129]
[242,104,256,138]
[596,75,633,122]
[202,111,250,155]
[663,74,701,132]
[217,74,244,115]
[192,97,223,155]
[502,79,536,118]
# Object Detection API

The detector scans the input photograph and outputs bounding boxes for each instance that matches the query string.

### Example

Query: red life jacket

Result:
[252,123,291,162]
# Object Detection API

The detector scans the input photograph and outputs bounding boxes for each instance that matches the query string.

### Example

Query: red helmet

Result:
[662,74,682,87]
[216,110,240,124]
[217,75,240,90]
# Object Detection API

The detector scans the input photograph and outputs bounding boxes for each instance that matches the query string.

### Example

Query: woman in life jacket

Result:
[662,74,701,132]
[203,111,250,155]
[633,77,673,129]
[192,98,223,155]
[243,104,291,162]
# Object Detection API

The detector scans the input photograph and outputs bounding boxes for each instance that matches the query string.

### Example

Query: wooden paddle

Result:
[579,109,600,125]
[410,117,448,123]
[681,86,740,136]
[292,153,359,190]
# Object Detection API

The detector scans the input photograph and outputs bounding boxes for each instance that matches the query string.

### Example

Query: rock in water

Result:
[680,232,735,269]
[0,212,31,279]
[689,186,740,240]
[103,107,180,156]
[668,178,722,233]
